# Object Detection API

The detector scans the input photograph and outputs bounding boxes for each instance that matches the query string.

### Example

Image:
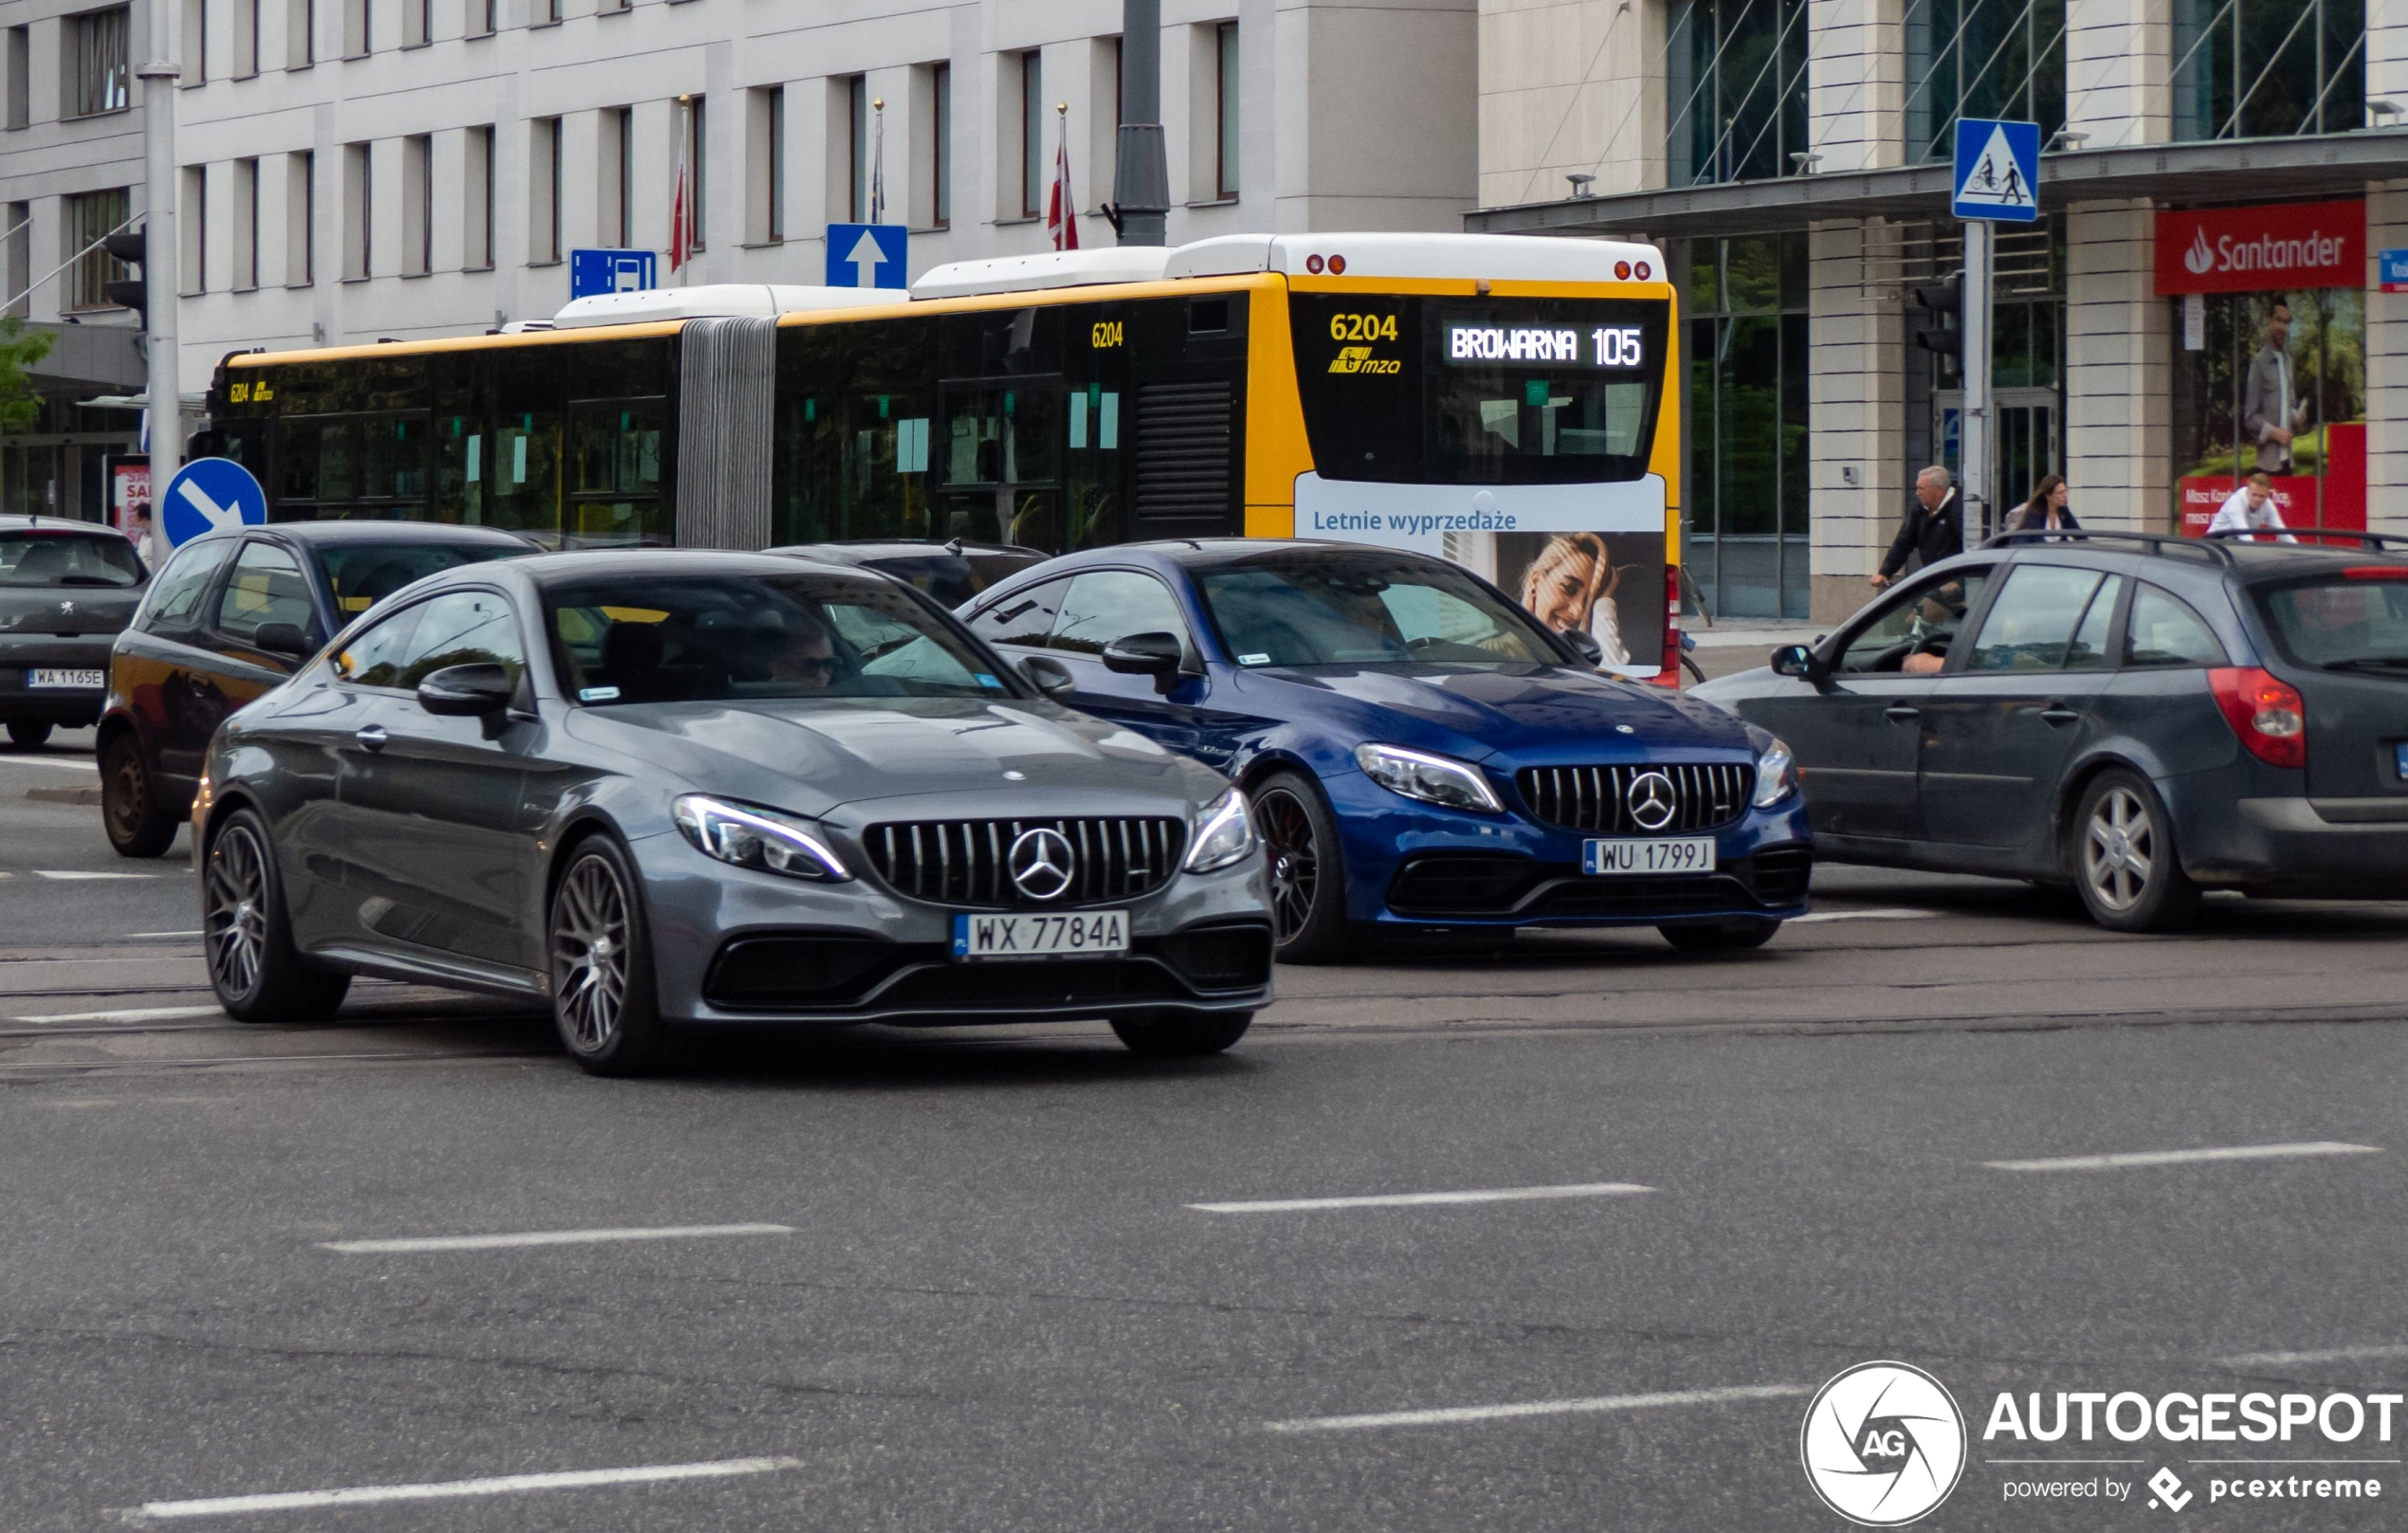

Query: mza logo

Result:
[1328,346,1399,375]
[1801,1361,1968,1525]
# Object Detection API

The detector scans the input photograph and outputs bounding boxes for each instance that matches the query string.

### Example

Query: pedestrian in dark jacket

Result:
[2006,474,2080,535]
[1872,466,1963,587]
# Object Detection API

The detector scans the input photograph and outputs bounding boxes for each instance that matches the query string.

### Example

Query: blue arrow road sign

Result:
[570,248,658,300]
[160,457,267,548]
[825,224,908,289]
[1951,119,2041,223]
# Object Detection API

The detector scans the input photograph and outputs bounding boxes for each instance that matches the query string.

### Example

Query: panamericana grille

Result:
[1515,762,1754,834]
[866,817,1188,907]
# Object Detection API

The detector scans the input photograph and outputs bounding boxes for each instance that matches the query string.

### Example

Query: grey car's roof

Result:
[0,516,133,536]
[515,548,896,586]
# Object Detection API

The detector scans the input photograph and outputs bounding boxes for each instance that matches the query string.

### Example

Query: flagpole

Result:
[672,93,692,283]
[870,98,885,226]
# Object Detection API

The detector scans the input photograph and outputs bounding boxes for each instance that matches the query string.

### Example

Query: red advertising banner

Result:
[2177,475,2315,538]
[2155,200,2362,295]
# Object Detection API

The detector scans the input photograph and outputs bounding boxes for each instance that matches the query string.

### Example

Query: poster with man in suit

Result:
[2242,296,2312,473]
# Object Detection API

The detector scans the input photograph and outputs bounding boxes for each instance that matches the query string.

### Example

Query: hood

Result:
[1240,663,1756,761]
[0,583,145,636]
[560,695,1227,817]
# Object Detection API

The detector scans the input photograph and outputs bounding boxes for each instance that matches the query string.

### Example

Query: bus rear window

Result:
[1289,295,1669,485]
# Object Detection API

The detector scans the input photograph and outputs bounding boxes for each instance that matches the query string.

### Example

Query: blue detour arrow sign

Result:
[160,457,268,547]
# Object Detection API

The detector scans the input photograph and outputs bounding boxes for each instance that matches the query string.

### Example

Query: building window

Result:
[469,0,494,37]
[234,0,260,76]
[532,117,561,263]
[538,0,559,23]
[749,85,784,242]
[686,96,706,250]
[1667,0,1806,186]
[465,124,493,268]
[342,140,370,278]
[233,157,259,288]
[343,0,368,58]
[1214,21,1239,198]
[402,134,430,274]
[1019,50,1043,219]
[846,75,868,222]
[64,188,131,310]
[931,62,951,228]
[286,149,313,284]
[287,0,315,68]
[1905,0,2066,166]
[2172,0,2364,140]
[181,0,206,84]
[180,165,207,293]
[67,8,133,118]
[1680,234,1810,619]
[7,27,29,130]
[403,0,429,46]
[600,107,630,246]
[6,201,30,317]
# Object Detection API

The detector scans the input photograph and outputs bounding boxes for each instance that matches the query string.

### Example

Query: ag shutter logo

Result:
[1801,1361,1968,1526]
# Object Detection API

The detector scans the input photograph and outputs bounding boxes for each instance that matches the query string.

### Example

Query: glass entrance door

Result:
[1934,388,2057,540]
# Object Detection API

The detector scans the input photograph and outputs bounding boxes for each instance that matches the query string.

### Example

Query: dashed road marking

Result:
[320,1222,796,1254]
[1191,1182,1654,1214]
[1265,1383,1809,1433]
[127,1455,804,1520]
[1985,1141,2381,1173]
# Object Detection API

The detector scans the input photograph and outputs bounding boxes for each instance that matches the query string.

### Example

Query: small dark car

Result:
[767,538,1048,609]
[0,517,150,748]
[100,520,534,855]
[1692,529,2408,931]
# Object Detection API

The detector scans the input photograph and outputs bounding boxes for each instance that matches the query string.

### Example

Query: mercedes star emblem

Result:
[1007,827,1077,901]
[1627,770,1678,831]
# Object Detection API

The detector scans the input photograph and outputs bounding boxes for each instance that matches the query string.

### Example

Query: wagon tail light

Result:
[2208,666,2306,769]
[1654,566,1681,688]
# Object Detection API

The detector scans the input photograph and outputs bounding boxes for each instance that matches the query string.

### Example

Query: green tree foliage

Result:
[0,316,53,433]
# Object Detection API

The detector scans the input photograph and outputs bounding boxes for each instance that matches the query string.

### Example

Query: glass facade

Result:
[1905,0,2066,165]
[1667,0,1808,187]
[1681,234,1809,620]
[2172,0,2365,140]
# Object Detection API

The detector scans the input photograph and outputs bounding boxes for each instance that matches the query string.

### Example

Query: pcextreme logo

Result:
[1327,346,1400,375]
[1801,1361,1969,1526]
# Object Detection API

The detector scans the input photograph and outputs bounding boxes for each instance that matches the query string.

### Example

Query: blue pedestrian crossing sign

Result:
[160,457,268,548]
[825,224,908,289]
[1952,119,2041,223]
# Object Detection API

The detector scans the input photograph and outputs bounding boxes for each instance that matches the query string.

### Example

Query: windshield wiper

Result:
[2323,656,2408,673]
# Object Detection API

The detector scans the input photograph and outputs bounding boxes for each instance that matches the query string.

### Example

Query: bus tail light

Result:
[2207,666,2306,768]
[1654,567,1682,688]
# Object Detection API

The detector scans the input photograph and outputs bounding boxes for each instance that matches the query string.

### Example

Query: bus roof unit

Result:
[1165,231,1664,283]
[907,247,1177,300]
[553,284,899,329]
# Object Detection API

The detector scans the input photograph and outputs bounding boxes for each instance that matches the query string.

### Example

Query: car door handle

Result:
[1884,704,1920,722]
[354,724,388,752]
[2039,703,2082,726]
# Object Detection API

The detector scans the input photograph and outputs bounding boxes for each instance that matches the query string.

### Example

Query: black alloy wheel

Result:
[102,732,178,857]
[1250,771,1356,964]
[1110,1013,1255,1057]
[549,836,673,1076]
[202,808,351,1022]
[2071,769,2200,933]
[6,719,52,748]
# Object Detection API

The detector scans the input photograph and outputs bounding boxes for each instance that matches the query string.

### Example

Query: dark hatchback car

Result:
[1693,530,2408,931]
[766,538,1048,609]
[100,520,533,855]
[960,539,1811,959]
[0,517,150,748]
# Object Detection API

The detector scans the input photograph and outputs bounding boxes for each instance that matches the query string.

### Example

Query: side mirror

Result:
[252,622,314,660]
[1019,655,1077,699]
[1559,628,1605,666]
[418,663,517,738]
[1770,643,1823,680]
[1102,630,1188,695]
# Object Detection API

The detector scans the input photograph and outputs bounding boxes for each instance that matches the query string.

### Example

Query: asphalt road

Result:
[4,732,2406,1530]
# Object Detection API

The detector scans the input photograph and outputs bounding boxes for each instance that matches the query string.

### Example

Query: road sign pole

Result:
[1961,219,1992,540]
[139,11,180,484]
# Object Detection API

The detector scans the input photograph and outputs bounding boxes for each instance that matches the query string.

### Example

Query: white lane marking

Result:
[0,755,101,772]
[1265,1383,1809,1433]
[33,869,158,881]
[320,1222,796,1254]
[1191,1182,1655,1214]
[1786,907,1938,924]
[1984,1141,2381,1173]
[128,1454,803,1520]
[11,1004,225,1024]
[2220,1343,2408,1369]
[127,930,205,939]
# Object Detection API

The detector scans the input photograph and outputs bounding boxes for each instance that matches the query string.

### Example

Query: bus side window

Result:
[568,397,669,547]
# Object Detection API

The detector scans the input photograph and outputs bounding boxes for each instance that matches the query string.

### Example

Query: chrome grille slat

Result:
[1513,763,1753,835]
[864,815,1191,907]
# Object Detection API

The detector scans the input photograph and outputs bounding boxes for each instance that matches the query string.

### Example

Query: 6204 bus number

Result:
[1328,313,1398,343]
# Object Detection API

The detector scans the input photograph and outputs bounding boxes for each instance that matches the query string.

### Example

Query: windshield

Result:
[859,550,1045,610]
[0,532,144,588]
[1197,551,1558,667]
[318,540,523,615]
[2256,575,2408,671]
[547,571,1014,705]
[1289,295,1669,484]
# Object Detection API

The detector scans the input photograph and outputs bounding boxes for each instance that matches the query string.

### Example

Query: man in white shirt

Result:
[2206,470,2296,543]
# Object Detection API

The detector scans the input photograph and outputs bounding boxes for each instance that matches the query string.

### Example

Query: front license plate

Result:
[28,668,102,689]
[953,909,1130,960]
[1583,836,1718,876]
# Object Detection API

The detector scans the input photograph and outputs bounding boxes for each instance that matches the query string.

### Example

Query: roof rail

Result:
[1981,528,2237,564]
[2205,527,2408,555]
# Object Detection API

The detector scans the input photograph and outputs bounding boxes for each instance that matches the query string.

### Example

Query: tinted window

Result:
[317,540,522,618]
[140,538,237,631]
[1197,552,1553,667]
[1833,570,1993,674]
[1965,565,2106,672]
[331,603,427,689]
[0,531,143,587]
[969,575,1071,648]
[391,590,525,689]
[2124,584,2226,668]
[214,541,316,646]
[857,549,1044,610]
[1049,571,1191,654]
[2065,575,2125,670]
[549,572,1010,705]
[2256,577,2408,673]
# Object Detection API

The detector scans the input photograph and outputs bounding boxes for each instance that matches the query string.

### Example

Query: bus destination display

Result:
[1446,324,1645,368]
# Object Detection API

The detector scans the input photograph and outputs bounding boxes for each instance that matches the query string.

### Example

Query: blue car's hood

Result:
[1238,664,1755,762]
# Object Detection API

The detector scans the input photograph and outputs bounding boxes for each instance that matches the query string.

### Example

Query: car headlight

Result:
[1753,738,1797,808]
[672,794,852,882]
[1354,742,1504,813]
[1184,788,1258,874]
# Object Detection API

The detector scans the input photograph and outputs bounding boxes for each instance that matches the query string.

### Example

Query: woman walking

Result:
[2008,474,2079,536]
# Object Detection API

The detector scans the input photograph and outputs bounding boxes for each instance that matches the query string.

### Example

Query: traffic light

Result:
[1908,277,1962,363]
[100,229,148,320]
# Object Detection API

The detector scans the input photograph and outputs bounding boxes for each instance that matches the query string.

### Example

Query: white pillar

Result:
[1806,0,1903,174]
[1807,219,1906,623]
[2064,0,2169,148]
[2063,199,2169,531]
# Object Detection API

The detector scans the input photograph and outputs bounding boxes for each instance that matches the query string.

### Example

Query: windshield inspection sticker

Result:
[578,686,621,703]
[1238,653,1271,666]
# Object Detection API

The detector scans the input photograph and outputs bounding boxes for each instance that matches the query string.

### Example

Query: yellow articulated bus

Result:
[201,231,1684,682]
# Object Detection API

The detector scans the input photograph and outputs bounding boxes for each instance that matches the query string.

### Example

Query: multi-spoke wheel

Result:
[203,807,351,1022]
[1250,772,1358,964]
[549,836,671,1075]
[102,731,178,857]
[2071,770,2198,933]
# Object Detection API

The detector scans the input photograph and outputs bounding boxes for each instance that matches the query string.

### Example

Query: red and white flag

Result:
[1047,126,1079,251]
[669,108,691,273]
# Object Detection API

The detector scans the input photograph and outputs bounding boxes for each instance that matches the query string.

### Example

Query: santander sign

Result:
[2156,200,2362,295]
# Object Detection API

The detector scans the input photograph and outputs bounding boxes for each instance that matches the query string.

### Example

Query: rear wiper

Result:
[2323,656,2408,673]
